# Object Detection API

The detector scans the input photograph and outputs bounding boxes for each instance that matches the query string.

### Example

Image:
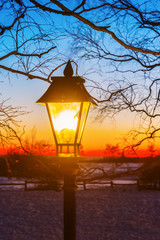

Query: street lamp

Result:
[36,60,97,240]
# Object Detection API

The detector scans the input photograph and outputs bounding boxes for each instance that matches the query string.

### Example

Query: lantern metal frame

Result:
[37,60,97,156]
[46,101,90,155]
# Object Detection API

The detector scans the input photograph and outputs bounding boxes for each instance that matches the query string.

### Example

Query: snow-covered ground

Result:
[0,187,160,240]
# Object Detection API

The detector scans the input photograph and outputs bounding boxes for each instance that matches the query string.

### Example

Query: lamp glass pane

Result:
[77,102,90,143]
[48,102,81,144]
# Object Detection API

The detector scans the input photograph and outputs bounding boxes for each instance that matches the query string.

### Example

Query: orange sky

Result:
[1,111,159,157]
[1,68,159,158]
[25,104,130,149]
[16,105,158,158]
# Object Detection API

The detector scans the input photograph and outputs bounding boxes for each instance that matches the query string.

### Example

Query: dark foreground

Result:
[0,187,160,240]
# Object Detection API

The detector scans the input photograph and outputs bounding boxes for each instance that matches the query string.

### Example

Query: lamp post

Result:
[36,60,97,240]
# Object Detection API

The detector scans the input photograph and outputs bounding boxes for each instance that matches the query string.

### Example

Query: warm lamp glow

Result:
[46,102,90,149]
[52,109,78,143]
[47,102,81,144]
[53,110,78,132]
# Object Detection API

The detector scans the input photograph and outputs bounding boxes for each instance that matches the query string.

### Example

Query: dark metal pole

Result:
[64,174,77,240]
[61,158,79,240]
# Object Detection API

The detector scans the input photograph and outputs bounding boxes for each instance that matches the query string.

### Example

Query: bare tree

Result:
[0,99,28,153]
[0,0,65,83]
[61,0,160,152]
[1,0,160,155]
[0,0,66,152]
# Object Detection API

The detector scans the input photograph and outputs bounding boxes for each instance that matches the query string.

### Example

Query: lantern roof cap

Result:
[36,61,97,105]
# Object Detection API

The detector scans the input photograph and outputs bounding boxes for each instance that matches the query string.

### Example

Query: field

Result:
[0,187,160,240]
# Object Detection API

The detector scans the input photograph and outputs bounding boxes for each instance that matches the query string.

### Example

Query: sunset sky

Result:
[0,67,146,156]
[0,1,159,157]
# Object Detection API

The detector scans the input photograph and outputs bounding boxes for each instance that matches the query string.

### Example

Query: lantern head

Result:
[37,60,97,156]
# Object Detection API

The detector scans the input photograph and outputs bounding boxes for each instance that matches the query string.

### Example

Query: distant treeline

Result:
[1,154,160,178]
[0,155,60,178]
[0,157,8,176]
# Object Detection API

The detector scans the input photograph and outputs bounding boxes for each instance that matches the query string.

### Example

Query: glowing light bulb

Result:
[52,109,78,143]
[53,110,78,131]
